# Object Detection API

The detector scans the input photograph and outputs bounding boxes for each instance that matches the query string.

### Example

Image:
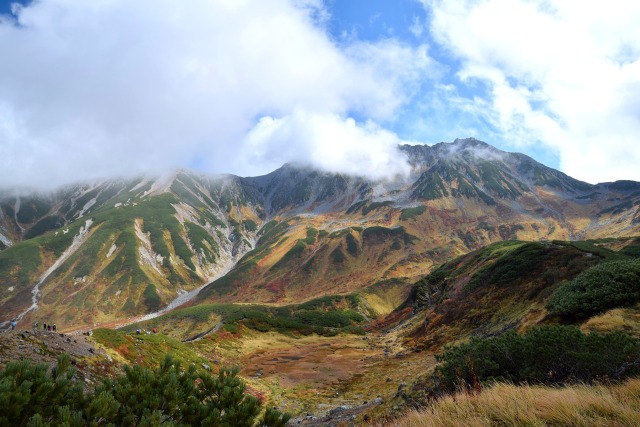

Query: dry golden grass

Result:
[582,305,640,338]
[394,379,640,427]
[361,285,411,317]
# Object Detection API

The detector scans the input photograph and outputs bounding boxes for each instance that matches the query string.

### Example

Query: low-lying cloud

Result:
[0,0,430,189]
[237,110,413,180]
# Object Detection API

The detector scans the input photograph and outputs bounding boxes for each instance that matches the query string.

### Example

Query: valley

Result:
[2,138,640,425]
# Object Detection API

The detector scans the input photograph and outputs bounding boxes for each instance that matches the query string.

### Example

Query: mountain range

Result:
[2,137,640,330]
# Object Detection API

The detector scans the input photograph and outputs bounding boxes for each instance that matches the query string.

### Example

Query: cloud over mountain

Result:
[0,0,429,188]
[2,0,638,188]
[237,110,412,180]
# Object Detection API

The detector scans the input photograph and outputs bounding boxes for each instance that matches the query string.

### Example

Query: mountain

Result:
[381,238,640,349]
[1,138,640,329]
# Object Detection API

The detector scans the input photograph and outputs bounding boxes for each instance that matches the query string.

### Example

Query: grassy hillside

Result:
[368,236,640,423]
[396,379,640,427]
[123,294,369,341]
[391,238,640,350]
[0,176,265,328]
[195,216,422,305]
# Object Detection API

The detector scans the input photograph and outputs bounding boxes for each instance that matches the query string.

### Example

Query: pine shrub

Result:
[547,260,640,318]
[0,354,289,427]
[435,325,640,393]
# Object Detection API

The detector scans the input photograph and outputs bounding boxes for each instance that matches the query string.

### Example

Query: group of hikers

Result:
[136,327,158,335]
[5,319,58,332]
[34,321,57,332]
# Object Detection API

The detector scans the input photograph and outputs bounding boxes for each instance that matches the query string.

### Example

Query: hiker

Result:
[43,322,47,331]
[11,319,16,330]
[153,328,157,334]
[136,329,141,335]
[53,324,57,332]
[47,324,51,332]
[34,321,38,329]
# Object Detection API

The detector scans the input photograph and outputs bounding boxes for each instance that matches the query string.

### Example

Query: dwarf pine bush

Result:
[0,354,289,427]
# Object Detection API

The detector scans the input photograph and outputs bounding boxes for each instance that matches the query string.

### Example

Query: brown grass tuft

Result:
[582,305,640,338]
[393,379,640,427]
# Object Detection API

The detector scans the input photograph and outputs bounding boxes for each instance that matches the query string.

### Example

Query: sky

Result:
[0,0,639,189]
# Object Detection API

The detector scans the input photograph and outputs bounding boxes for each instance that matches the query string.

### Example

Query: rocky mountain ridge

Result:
[1,138,639,329]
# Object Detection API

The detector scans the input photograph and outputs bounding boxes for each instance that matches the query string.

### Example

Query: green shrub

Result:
[0,239,42,288]
[24,215,63,239]
[0,354,85,426]
[619,238,640,258]
[186,221,219,262]
[400,206,426,221]
[468,242,548,290]
[412,171,449,200]
[270,240,306,270]
[16,198,52,224]
[155,295,366,337]
[0,354,290,427]
[345,233,359,256]
[547,260,640,318]
[330,247,345,264]
[242,219,257,232]
[435,325,640,393]
[477,221,495,232]
[304,228,318,245]
[143,283,162,311]
[362,200,393,215]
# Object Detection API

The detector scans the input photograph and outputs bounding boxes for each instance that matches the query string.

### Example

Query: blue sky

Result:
[0,1,13,14]
[0,0,639,188]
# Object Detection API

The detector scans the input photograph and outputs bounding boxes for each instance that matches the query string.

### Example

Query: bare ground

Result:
[0,327,121,390]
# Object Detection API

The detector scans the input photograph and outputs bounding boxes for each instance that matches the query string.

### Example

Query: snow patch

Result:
[63,229,69,234]
[141,173,176,198]
[131,179,150,192]
[106,244,117,258]
[172,202,200,225]
[0,231,12,247]
[134,219,165,275]
[13,219,94,322]
[13,196,24,232]
[75,196,97,219]
[118,231,253,328]
[114,202,122,208]
[7,286,13,292]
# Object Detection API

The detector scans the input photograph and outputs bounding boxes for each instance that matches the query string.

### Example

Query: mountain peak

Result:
[452,137,489,147]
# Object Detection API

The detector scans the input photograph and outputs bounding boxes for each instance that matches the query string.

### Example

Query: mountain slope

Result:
[1,138,640,329]
[0,173,263,327]
[383,237,640,351]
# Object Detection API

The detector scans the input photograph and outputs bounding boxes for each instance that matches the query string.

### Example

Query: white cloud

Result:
[409,16,425,38]
[424,0,640,183]
[0,0,431,189]
[237,109,412,180]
